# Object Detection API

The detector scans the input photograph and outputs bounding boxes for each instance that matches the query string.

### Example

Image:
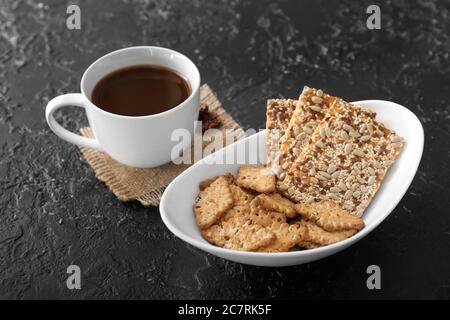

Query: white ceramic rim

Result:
[160,100,424,258]
[80,46,201,120]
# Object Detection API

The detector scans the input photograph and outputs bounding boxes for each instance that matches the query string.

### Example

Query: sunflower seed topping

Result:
[327,164,337,174]
[357,176,366,184]
[389,142,403,149]
[353,190,361,198]
[304,126,313,134]
[331,170,341,179]
[338,182,347,191]
[341,131,349,140]
[373,161,382,169]
[359,124,367,133]
[391,135,403,143]
[310,177,319,184]
[353,148,365,157]
[311,96,323,104]
[330,186,341,193]
[344,143,352,154]
[326,194,340,201]
[310,105,322,112]
[344,204,355,211]
[344,190,353,200]
[343,124,354,132]
[316,140,326,149]
[318,171,331,179]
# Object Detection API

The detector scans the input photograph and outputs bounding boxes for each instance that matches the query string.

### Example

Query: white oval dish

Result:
[160,100,424,267]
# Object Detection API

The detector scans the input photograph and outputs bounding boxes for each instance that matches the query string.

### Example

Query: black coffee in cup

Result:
[92,64,191,117]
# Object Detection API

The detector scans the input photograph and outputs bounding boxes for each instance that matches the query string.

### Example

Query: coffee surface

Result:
[92,65,191,116]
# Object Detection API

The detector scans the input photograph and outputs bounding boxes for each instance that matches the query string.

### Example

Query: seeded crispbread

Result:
[279,98,404,216]
[277,87,340,180]
[258,222,306,252]
[235,165,276,194]
[194,176,234,229]
[296,200,364,232]
[202,218,276,251]
[297,220,357,246]
[252,193,297,218]
[266,99,297,174]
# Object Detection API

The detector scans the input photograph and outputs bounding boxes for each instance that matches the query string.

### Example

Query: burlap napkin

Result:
[79,84,245,206]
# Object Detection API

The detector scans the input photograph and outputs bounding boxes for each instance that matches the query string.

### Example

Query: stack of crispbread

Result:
[268,86,404,217]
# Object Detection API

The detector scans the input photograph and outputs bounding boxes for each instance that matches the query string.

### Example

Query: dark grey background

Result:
[0,0,449,299]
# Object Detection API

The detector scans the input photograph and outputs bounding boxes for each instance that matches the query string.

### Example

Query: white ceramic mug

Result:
[45,46,200,168]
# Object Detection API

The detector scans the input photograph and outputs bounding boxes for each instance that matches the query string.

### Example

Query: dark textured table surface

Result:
[0,0,449,299]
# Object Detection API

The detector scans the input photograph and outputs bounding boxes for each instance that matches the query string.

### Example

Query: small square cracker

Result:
[250,197,287,227]
[194,176,234,229]
[221,183,255,221]
[296,200,364,232]
[297,220,357,246]
[235,165,276,194]
[252,193,297,218]
[202,218,276,251]
[258,222,306,252]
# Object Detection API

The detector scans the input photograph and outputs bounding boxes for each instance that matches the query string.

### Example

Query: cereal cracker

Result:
[235,165,276,194]
[297,240,320,249]
[249,199,287,227]
[297,220,357,246]
[221,183,255,221]
[202,218,276,251]
[252,193,297,218]
[194,176,234,229]
[296,200,364,232]
[258,222,306,252]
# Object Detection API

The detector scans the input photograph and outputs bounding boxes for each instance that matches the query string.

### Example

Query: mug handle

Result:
[45,93,103,150]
